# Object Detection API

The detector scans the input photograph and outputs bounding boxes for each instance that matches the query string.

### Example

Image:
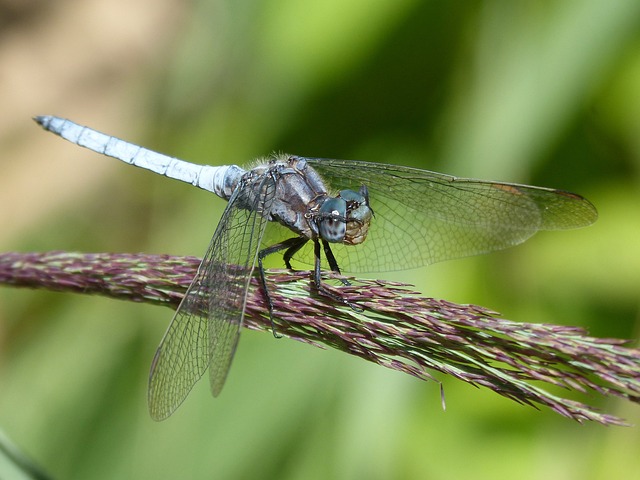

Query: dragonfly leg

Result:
[322,240,350,286]
[258,237,308,337]
[282,237,309,269]
[313,240,361,311]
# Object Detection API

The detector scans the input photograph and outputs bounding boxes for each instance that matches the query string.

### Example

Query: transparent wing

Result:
[288,158,597,273]
[148,173,276,421]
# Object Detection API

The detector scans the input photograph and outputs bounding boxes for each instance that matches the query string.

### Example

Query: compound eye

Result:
[318,198,346,243]
[338,188,365,203]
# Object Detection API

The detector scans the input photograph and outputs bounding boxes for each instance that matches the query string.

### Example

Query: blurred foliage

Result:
[1,0,640,479]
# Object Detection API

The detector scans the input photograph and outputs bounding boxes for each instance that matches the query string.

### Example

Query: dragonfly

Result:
[35,116,598,420]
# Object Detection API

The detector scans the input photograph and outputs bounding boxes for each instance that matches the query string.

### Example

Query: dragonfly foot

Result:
[317,283,361,312]
[270,313,283,339]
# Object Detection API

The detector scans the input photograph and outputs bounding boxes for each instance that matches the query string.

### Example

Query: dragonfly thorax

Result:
[257,156,373,246]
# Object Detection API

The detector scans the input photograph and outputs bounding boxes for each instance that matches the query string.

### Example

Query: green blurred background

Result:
[1,0,639,478]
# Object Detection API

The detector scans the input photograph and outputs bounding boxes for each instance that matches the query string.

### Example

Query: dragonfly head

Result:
[317,186,373,245]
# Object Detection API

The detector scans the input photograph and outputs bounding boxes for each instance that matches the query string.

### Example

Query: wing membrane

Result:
[295,158,597,273]
[148,173,276,420]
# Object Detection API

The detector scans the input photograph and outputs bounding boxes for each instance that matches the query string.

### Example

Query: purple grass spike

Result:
[1,250,638,426]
